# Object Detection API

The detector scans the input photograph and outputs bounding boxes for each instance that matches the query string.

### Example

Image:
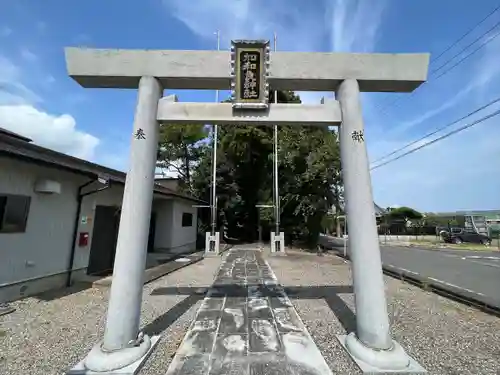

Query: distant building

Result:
[330,202,386,218]
[374,203,386,217]
[429,209,500,234]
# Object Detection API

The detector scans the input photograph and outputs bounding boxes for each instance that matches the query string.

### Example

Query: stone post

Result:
[270,231,285,254]
[81,76,163,373]
[205,231,220,256]
[336,79,424,373]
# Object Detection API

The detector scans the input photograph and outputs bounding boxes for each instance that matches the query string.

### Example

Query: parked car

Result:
[441,229,492,245]
[437,226,462,238]
[436,226,465,235]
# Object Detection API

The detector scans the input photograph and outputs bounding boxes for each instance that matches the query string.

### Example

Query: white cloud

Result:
[0,26,12,37]
[0,55,100,160]
[0,105,100,160]
[0,56,21,80]
[327,0,387,52]
[472,31,500,104]
[0,56,42,104]
[389,36,500,136]
[97,145,184,175]
[162,0,386,107]
[36,21,47,33]
[73,33,92,46]
[44,75,56,85]
[370,112,500,212]
[369,90,500,212]
[163,0,498,212]
[163,0,327,52]
[20,48,38,62]
[391,85,472,135]
[97,151,128,172]
[367,20,500,212]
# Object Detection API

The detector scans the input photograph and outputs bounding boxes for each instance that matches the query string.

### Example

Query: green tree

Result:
[156,123,208,193]
[190,90,342,246]
[422,214,448,227]
[385,206,423,227]
[277,124,341,245]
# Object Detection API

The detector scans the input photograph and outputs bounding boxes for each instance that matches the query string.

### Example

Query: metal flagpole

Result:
[273,32,280,235]
[211,30,220,238]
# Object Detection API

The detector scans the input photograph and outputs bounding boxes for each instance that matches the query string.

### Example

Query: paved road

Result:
[380,246,500,304]
[318,235,500,309]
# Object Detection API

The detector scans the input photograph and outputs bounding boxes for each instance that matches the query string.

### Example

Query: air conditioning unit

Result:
[34,179,61,194]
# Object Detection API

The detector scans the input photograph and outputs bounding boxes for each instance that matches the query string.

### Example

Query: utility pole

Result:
[211,30,220,239]
[273,32,279,236]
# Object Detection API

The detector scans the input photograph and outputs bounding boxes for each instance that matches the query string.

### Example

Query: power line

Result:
[371,96,500,164]
[377,7,500,114]
[431,27,500,81]
[377,26,500,115]
[431,3,500,63]
[370,108,500,171]
[430,19,500,75]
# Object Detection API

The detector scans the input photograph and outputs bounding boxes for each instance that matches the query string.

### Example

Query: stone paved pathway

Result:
[164,247,333,375]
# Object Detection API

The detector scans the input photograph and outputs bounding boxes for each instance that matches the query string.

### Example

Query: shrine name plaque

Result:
[230,39,270,109]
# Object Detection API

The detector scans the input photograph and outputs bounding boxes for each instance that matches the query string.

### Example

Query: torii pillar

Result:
[64,46,429,374]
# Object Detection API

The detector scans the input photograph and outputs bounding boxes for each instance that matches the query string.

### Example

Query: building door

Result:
[147,212,157,253]
[87,205,120,276]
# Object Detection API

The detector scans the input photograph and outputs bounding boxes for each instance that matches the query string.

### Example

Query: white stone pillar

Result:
[205,231,220,256]
[82,76,163,373]
[336,79,424,372]
[270,232,285,254]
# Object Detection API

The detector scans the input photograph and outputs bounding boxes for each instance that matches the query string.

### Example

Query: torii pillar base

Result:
[204,232,220,257]
[337,333,426,373]
[67,336,161,374]
[270,232,286,255]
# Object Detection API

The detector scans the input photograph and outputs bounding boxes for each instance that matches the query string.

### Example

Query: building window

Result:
[0,194,31,233]
[182,212,193,227]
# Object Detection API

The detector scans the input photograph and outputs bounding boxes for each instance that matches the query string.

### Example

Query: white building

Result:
[0,127,203,303]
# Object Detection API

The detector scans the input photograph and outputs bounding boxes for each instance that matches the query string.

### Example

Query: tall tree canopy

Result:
[158,90,342,246]
[384,206,423,227]
[156,123,208,193]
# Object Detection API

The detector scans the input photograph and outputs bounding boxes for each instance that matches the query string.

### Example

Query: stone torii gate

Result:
[64,44,429,374]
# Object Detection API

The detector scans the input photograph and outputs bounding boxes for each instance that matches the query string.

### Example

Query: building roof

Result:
[0,126,32,142]
[374,203,386,215]
[456,209,500,215]
[331,202,386,216]
[154,177,179,181]
[0,128,204,204]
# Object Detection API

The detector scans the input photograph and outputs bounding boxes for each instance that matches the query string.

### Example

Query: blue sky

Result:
[1,0,500,213]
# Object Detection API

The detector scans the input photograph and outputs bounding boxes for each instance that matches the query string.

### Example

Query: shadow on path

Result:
[150,284,356,334]
[143,294,203,336]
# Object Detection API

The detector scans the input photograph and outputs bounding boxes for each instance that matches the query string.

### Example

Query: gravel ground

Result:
[2,250,500,375]
[0,257,222,375]
[268,250,500,375]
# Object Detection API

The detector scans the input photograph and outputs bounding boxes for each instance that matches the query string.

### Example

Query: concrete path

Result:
[164,246,333,375]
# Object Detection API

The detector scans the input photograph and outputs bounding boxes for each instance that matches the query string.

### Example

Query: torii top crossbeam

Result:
[65,48,429,93]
